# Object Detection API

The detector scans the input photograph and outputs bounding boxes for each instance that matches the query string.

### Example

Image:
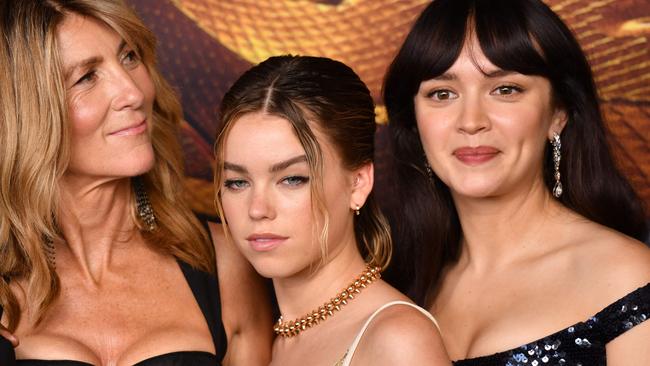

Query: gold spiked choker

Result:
[274,265,382,338]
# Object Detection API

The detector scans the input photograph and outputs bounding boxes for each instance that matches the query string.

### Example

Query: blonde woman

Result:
[214,55,450,366]
[0,1,272,364]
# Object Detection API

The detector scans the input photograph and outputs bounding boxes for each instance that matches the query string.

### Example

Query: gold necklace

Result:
[274,264,382,338]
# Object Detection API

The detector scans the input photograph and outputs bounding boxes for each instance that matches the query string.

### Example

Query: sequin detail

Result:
[454,283,650,366]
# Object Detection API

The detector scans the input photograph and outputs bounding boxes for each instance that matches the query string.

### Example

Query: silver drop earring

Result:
[134,176,157,231]
[425,162,433,179]
[551,133,563,198]
[423,153,433,179]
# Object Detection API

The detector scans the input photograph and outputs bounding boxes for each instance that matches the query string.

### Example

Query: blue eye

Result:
[224,179,249,190]
[281,176,309,187]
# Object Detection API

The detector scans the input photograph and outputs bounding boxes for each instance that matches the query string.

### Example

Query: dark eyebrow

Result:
[223,162,248,174]
[223,155,308,175]
[431,72,457,81]
[428,69,518,82]
[270,155,308,173]
[483,69,518,78]
[63,40,128,81]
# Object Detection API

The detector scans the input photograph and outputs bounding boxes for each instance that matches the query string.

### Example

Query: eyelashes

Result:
[75,70,97,86]
[71,48,141,87]
[491,85,524,96]
[223,179,249,190]
[426,89,458,101]
[424,84,526,101]
[223,175,310,191]
[281,175,309,186]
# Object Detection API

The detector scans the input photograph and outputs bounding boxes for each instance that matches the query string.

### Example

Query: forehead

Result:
[56,13,120,63]
[450,34,500,74]
[223,112,345,170]
[224,113,305,160]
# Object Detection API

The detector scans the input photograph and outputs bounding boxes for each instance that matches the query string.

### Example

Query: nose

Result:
[110,68,145,111]
[457,94,490,135]
[248,186,275,221]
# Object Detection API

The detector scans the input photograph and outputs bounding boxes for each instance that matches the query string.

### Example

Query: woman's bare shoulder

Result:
[564,220,650,296]
[351,302,450,365]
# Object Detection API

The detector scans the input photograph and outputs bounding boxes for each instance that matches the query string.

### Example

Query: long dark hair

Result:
[383,0,648,306]
[214,55,392,269]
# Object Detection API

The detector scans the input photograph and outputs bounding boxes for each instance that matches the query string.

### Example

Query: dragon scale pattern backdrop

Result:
[126,0,650,217]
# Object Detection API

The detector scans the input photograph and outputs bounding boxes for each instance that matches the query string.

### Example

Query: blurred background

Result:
[126,0,649,223]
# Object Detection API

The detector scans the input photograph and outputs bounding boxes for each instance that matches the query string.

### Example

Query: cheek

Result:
[415,100,453,141]
[490,105,550,153]
[68,94,107,140]
[221,193,245,229]
[415,108,453,169]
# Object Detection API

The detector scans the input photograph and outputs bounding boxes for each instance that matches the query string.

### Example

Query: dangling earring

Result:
[425,162,433,179]
[134,176,157,231]
[423,153,433,179]
[551,133,563,198]
[354,204,361,216]
[44,236,56,269]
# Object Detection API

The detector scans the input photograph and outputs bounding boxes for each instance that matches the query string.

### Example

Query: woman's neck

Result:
[273,240,367,323]
[453,179,570,272]
[57,175,138,283]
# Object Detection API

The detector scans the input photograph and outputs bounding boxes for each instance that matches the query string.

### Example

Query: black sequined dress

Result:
[454,283,649,366]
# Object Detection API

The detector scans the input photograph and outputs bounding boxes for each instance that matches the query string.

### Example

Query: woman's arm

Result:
[208,222,274,366]
[606,321,650,365]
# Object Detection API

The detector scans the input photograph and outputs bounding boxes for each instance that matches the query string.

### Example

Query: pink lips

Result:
[110,120,147,136]
[453,146,500,165]
[246,233,288,252]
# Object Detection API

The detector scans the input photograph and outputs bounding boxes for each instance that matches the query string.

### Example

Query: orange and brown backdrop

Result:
[126,0,650,218]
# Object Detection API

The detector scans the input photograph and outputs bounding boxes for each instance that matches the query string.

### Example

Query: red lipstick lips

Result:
[453,146,500,165]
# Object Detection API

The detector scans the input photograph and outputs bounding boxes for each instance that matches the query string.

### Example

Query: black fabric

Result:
[454,283,650,366]
[13,351,217,366]
[177,259,228,359]
[0,260,227,366]
[0,323,16,366]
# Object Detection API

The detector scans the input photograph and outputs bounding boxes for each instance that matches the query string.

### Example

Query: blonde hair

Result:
[214,55,392,272]
[0,0,214,331]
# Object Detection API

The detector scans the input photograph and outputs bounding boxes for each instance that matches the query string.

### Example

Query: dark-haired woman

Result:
[384,0,650,364]
[214,55,450,365]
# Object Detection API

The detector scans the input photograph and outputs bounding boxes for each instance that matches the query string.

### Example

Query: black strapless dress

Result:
[0,260,228,366]
[454,283,650,366]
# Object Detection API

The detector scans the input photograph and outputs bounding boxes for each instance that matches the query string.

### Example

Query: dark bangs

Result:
[384,0,465,127]
[473,0,549,77]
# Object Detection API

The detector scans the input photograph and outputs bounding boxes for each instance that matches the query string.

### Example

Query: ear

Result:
[547,107,568,140]
[349,162,374,211]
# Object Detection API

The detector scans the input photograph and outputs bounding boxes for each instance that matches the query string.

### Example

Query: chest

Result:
[432,268,600,360]
[13,259,214,365]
